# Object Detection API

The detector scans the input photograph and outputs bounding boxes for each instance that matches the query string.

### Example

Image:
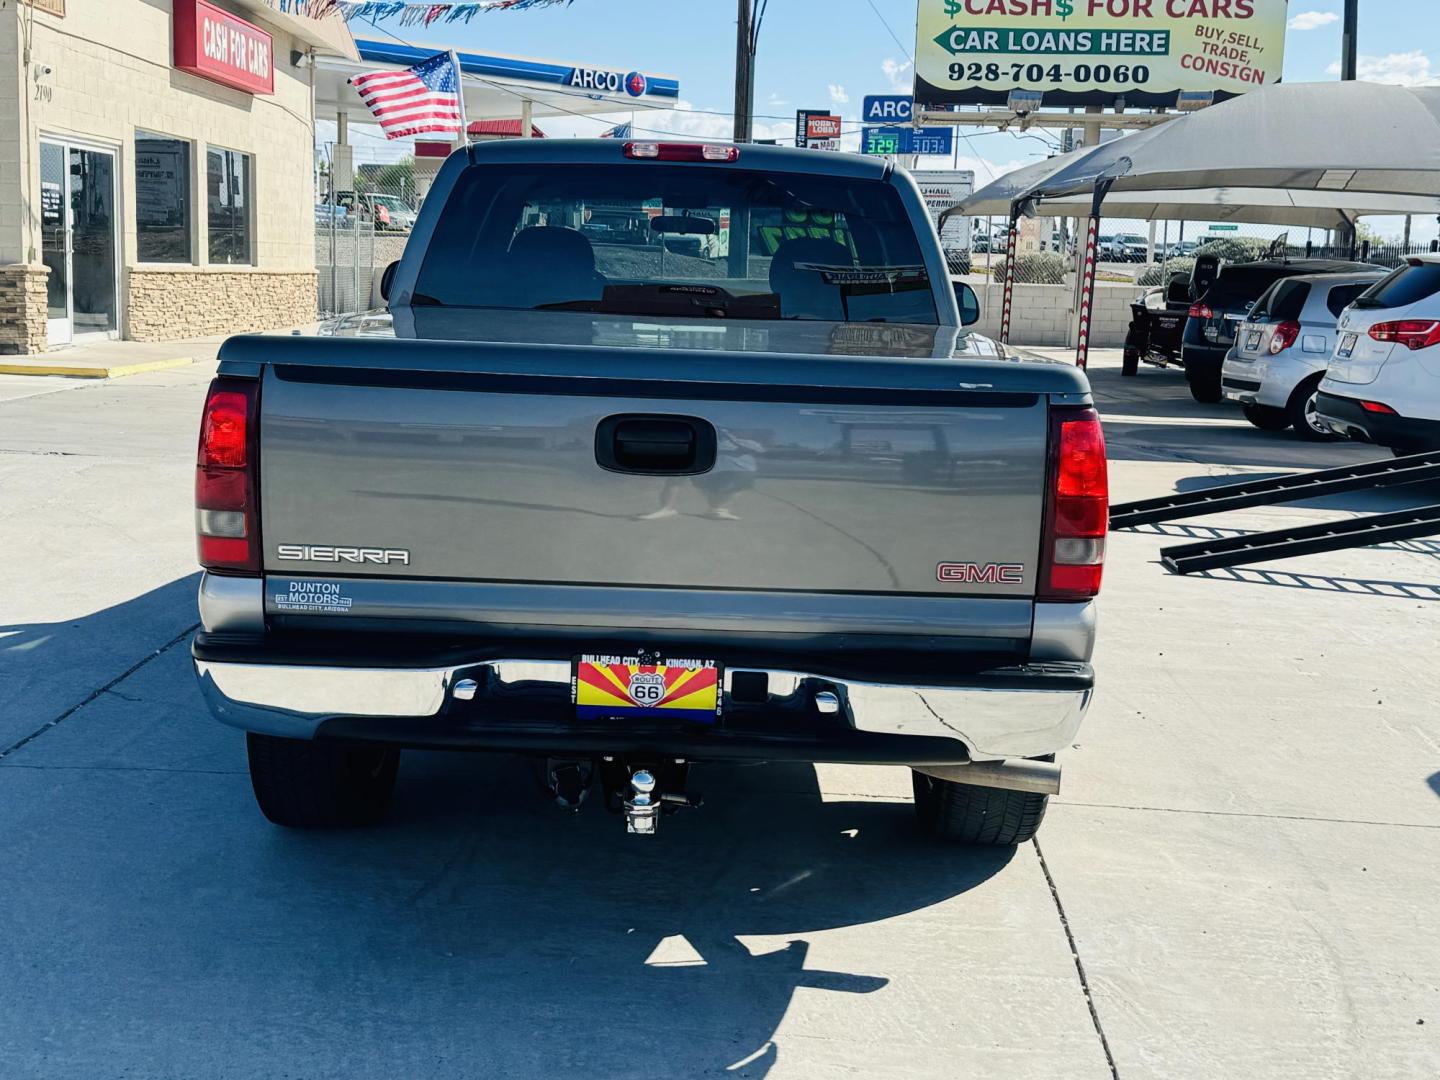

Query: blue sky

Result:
[335,0,1439,238]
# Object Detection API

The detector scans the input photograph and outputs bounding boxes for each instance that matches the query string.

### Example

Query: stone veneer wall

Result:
[0,264,50,355]
[126,269,318,341]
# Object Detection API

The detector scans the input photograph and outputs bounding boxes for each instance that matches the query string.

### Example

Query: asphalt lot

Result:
[2,349,1438,1079]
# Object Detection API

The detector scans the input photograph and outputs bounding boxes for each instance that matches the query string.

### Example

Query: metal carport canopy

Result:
[948,82,1440,365]
[1035,82,1440,200]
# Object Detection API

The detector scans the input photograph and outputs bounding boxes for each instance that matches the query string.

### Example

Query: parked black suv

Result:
[1181,259,1375,402]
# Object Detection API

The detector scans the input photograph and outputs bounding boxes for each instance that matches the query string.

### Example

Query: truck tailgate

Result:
[251,338,1081,617]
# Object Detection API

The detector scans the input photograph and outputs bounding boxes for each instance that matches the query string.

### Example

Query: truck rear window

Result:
[413,163,939,324]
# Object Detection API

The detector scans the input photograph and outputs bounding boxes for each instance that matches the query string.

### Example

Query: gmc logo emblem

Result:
[937,562,1025,584]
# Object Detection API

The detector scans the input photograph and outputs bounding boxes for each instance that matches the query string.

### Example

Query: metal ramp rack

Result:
[1109,449,1440,574]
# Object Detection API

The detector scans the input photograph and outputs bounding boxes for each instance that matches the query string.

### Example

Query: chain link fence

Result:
[316,216,376,317]
[960,216,1440,293]
[315,174,420,318]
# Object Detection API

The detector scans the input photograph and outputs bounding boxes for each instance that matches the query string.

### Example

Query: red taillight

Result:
[1360,400,1398,414]
[1269,320,1301,354]
[1368,320,1440,350]
[622,141,739,162]
[1040,409,1108,602]
[1188,303,1213,320]
[196,377,260,574]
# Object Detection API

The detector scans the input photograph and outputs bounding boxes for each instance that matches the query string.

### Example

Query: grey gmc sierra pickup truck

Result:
[192,139,1106,844]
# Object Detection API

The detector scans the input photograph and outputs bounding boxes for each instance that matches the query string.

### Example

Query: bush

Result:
[1192,236,1273,262]
[1134,237,1279,286]
[992,252,1069,285]
[1138,259,1194,287]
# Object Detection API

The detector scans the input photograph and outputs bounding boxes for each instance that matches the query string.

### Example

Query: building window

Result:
[207,148,253,264]
[136,133,192,263]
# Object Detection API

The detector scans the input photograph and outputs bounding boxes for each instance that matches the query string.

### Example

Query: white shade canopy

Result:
[1035,81,1440,201]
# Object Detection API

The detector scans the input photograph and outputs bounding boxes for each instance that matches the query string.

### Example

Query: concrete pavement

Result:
[1,349,1437,1079]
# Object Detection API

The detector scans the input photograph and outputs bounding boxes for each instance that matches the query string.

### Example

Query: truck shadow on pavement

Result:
[0,573,202,748]
[262,753,1012,1078]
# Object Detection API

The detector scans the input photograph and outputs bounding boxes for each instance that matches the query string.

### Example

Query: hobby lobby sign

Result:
[173,0,274,96]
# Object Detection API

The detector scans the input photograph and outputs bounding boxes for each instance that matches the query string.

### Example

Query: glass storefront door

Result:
[39,139,119,345]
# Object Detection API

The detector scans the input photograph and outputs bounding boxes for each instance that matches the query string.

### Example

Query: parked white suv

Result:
[1316,255,1440,454]
[1222,270,1385,438]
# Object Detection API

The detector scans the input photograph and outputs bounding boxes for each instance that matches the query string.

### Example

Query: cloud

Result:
[1325,50,1440,86]
[1288,10,1338,30]
[828,84,849,105]
[881,57,912,93]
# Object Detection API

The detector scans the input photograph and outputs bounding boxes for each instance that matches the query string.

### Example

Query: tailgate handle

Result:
[596,414,717,475]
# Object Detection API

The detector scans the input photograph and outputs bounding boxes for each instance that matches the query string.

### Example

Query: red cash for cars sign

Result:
[174,0,274,96]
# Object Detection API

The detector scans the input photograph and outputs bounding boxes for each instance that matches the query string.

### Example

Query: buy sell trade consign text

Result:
[916,0,1286,108]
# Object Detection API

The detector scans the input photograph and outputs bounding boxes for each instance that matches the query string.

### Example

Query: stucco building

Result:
[0,0,355,352]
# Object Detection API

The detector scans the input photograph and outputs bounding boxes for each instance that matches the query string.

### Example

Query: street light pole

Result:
[733,0,754,143]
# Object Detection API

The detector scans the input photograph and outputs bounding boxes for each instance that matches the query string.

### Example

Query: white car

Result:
[1221,270,1385,438]
[1316,255,1440,454]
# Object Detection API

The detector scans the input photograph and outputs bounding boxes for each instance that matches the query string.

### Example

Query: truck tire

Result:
[1122,348,1140,376]
[911,769,1049,846]
[1286,374,1339,441]
[246,733,400,829]
[1242,403,1291,431]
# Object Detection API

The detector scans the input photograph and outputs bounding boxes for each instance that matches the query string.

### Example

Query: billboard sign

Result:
[794,108,829,148]
[860,127,955,156]
[862,94,914,124]
[805,114,843,150]
[916,0,1288,109]
[913,170,975,251]
[173,0,274,96]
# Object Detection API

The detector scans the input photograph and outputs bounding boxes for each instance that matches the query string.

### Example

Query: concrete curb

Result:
[0,357,192,379]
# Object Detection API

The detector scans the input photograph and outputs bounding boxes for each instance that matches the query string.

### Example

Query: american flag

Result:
[349,51,465,141]
[598,121,633,139]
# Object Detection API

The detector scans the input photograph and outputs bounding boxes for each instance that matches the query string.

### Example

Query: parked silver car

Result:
[1221,270,1386,438]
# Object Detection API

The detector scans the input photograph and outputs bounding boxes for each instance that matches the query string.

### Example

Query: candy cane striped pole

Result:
[1075,213,1100,370]
[999,205,1020,344]
[1074,179,1114,371]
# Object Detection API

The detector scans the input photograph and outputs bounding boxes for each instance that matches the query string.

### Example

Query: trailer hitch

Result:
[620,764,703,836]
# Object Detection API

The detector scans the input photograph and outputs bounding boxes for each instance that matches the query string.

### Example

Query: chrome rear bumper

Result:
[194,654,1091,764]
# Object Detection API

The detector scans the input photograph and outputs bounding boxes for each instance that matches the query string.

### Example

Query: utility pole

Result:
[733,0,755,143]
[1341,0,1359,80]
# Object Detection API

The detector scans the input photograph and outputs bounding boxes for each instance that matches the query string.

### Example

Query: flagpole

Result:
[449,50,470,144]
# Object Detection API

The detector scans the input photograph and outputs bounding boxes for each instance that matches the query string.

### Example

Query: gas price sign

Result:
[860,127,955,156]
[916,0,1288,109]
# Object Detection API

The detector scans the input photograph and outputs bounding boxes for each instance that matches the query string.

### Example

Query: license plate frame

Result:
[1338,331,1358,358]
[572,654,723,724]
[1245,330,1263,351]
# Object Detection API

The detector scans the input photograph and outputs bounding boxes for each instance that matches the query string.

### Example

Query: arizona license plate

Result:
[573,655,722,724]
[1338,331,1358,358]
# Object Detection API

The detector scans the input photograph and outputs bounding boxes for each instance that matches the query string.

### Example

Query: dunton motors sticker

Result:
[273,580,352,613]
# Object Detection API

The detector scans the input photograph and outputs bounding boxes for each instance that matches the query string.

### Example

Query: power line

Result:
[861,0,913,62]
